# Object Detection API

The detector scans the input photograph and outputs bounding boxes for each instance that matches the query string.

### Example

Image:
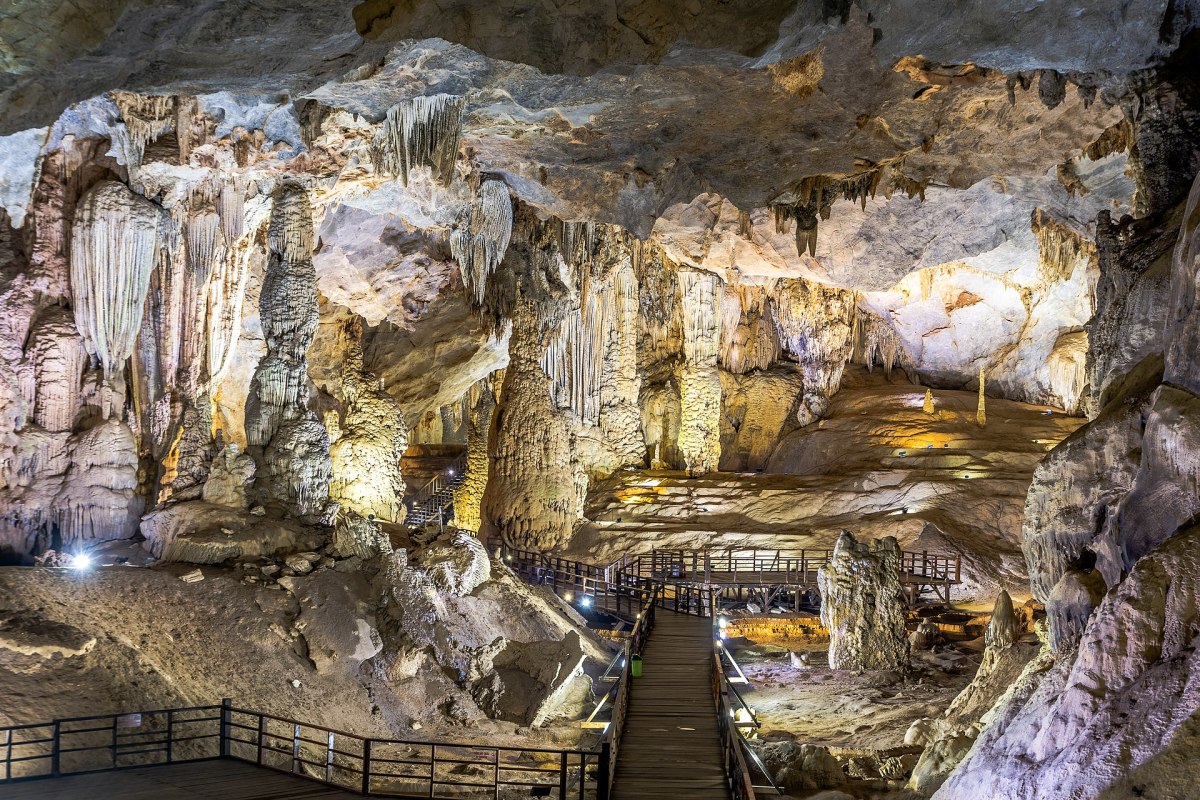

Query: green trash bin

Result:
[631,655,643,677]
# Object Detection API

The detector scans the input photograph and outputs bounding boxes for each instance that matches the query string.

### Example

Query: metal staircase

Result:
[406,452,468,527]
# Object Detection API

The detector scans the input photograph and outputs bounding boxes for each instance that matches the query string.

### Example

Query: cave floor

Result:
[729,637,979,753]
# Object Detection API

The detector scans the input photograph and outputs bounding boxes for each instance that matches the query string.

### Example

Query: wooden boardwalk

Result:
[611,612,730,800]
[0,760,361,799]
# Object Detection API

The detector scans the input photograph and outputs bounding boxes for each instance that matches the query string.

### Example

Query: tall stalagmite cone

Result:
[976,366,987,426]
[923,388,935,415]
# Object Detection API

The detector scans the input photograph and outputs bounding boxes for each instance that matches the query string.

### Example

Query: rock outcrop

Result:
[817,531,910,671]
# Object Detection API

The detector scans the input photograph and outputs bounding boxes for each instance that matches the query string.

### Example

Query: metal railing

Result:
[1,701,605,799]
[0,705,223,782]
[712,616,784,800]
[407,452,469,527]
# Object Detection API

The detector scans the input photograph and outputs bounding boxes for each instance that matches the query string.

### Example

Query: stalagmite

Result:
[453,380,496,534]
[977,366,987,426]
[329,318,407,523]
[451,179,513,305]
[677,270,722,475]
[481,296,576,550]
[817,531,911,671]
[372,94,466,186]
[69,180,164,380]
[244,183,331,517]
[923,388,935,415]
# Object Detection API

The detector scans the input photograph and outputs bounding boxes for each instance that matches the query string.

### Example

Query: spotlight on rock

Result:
[69,552,93,570]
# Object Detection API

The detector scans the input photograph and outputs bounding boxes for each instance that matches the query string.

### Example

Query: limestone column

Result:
[677,270,722,476]
[244,183,331,516]
[481,298,575,550]
[453,380,496,534]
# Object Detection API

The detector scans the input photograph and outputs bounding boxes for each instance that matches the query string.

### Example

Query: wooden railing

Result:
[623,547,961,589]
[494,541,712,618]
[0,701,605,799]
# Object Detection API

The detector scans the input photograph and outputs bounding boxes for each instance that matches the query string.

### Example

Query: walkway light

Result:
[580,596,592,609]
[69,553,92,570]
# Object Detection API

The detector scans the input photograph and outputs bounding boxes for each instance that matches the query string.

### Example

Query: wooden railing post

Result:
[559,751,568,799]
[291,723,301,774]
[220,699,232,758]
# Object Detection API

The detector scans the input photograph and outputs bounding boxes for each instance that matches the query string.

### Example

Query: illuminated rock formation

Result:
[453,381,495,534]
[482,297,576,550]
[328,318,407,523]
[817,531,910,671]
[677,270,722,476]
[245,183,330,517]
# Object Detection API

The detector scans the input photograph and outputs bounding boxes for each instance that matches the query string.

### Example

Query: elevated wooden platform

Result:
[611,612,730,800]
[0,760,361,799]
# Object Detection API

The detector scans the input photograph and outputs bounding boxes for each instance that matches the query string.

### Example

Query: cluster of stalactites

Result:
[110,92,176,176]
[771,278,857,364]
[719,283,780,374]
[450,179,513,305]
[1032,208,1100,286]
[541,275,623,425]
[771,162,928,258]
[372,94,466,186]
[69,180,164,379]
[853,307,904,378]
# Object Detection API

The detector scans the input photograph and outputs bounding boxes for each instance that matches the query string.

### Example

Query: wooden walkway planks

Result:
[0,760,362,799]
[611,612,731,800]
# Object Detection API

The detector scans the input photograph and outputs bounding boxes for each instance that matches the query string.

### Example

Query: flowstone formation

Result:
[817,531,910,672]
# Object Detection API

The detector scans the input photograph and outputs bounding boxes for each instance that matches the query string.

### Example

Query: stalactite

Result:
[371,94,466,186]
[770,277,860,426]
[854,308,904,378]
[451,179,513,305]
[1047,331,1088,414]
[110,92,176,177]
[977,366,988,426]
[541,277,612,425]
[719,283,779,374]
[70,180,164,380]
